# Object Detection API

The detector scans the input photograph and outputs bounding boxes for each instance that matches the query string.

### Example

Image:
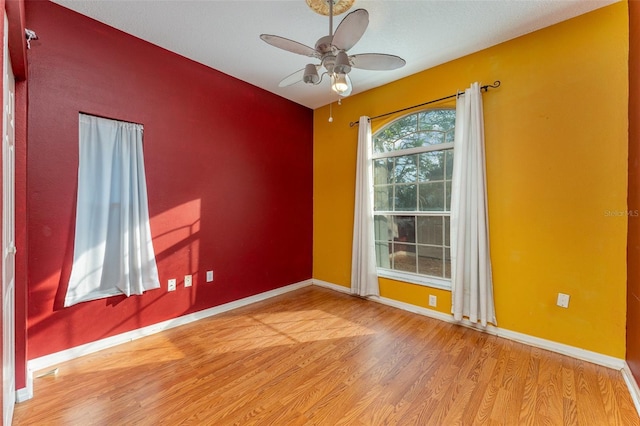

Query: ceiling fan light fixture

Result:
[334,50,351,74]
[262,4,404,100]
[303,64,320,84]
[331,72,349,95]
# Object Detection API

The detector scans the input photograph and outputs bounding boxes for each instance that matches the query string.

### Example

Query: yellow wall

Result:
[313,2,629,357]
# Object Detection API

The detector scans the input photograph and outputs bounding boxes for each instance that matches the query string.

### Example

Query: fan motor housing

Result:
[315,35,334,54]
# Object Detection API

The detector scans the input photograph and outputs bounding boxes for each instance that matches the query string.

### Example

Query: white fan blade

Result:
[332,9,368,51]
[351,53,406,71]
[260,34,319,58]
[279,68,305,87]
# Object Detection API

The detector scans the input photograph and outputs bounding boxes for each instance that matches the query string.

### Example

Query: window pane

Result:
[374,215,393,242]
[395,184,417,211]
[418,152,445,182]
[374,185,393,211]
[415,131,445,146]
[375,241,391,269]
[418,245,444,277]
[445,130,455,143]
[444,216,450,247]
[445,150,454,179]
[394,216,416,243]
[374,115,417,153]
[392,243,416,273]
[393,115,418,138]
[445,180,452,211]
[418,109,455,132]
[417,216,443,245]
[394,155,417,183]
[374,158,393,185]
[396,134,421,150]
[419,182,445,211]
[373,134,391,154]
[444,248,451,278]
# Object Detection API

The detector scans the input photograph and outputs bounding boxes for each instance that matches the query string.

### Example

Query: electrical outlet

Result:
[206,270,214,282]
[184,275,192,287]
[168,278,177,292]
[428,295,437,307]
[557,292,570,308]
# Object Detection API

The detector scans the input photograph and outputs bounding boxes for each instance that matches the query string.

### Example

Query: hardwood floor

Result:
[13,286,640,425]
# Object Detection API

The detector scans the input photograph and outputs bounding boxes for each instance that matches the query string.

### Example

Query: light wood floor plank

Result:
[12,286,639,425]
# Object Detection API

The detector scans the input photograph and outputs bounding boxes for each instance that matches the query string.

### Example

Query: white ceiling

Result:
[51,0,618,110]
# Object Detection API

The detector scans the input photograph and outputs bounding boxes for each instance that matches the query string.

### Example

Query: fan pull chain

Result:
[328,98,343,123]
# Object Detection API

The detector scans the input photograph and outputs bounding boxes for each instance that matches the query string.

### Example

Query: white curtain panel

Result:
[450,83,496,326]
[65,114,160,307]
[351,116,379,297]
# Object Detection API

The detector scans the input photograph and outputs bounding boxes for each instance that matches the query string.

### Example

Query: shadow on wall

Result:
[52,198,203,312]
[30,198,204,350]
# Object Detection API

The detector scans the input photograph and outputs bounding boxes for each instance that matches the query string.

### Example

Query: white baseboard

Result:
[311,279,351,294]
[372,292,625,369]
[18,279,313,401]
[312,278,625,369]
[623,363,640,417]
[372,294,459,324]
[15,369,32,403]
[495,327,624,370]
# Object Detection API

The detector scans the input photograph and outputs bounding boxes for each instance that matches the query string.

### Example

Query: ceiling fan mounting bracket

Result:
[306,0,355,16]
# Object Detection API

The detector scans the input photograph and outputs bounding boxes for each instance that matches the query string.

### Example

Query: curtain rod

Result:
[348,80,501,127]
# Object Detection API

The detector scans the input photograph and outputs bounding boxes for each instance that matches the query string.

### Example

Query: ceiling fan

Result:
[260,0,406,98]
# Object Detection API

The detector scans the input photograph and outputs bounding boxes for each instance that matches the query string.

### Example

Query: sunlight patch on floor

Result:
[195,309,377,352]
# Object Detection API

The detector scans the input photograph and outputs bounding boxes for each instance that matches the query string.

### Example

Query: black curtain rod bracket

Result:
[348,80,501,127]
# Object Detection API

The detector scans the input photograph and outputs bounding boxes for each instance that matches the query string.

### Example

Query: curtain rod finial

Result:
[481,80,501,92]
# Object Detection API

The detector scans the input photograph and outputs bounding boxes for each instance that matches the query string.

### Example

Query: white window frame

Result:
[372,109,454,290]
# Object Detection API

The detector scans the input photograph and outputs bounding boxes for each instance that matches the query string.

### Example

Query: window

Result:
[65,114,160,306]
[372,109,455,289]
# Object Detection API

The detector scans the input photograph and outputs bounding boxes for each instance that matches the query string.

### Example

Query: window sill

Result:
[377,269,451,290]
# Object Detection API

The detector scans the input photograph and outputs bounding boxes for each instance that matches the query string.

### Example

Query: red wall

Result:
[629,0,640,382]
[24,1,313,359]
